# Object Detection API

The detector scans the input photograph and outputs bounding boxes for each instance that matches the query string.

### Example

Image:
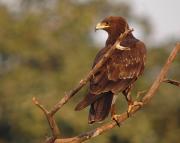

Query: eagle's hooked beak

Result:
[95,22,110,31]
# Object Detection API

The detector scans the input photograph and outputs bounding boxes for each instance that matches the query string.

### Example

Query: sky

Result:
[132,0,180,43]
[0,0,179,46]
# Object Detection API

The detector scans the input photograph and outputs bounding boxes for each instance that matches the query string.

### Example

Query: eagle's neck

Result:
[106,32,134,46]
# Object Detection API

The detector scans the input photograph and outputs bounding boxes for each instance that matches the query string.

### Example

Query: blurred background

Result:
[0,0,179,143]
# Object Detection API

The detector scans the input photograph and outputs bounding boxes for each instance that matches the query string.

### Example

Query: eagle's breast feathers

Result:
[90,40,146,94]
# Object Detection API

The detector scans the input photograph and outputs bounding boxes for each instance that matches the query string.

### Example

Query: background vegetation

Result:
[0,0,179,143]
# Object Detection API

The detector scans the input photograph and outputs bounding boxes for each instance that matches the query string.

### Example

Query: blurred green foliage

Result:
[0,0,179,143]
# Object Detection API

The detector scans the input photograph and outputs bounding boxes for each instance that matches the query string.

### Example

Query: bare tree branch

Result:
[53,43,180,143]
[32,97,60,141]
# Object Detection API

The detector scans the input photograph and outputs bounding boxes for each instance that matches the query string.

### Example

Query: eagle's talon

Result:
[127,111,130,117]
[112,115,120,127]
[134,101,143,107]
[127,101,143,115]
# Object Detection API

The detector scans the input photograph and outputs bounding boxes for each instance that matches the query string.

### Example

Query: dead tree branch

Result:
[32,97,60,143]
[54,43,180,143]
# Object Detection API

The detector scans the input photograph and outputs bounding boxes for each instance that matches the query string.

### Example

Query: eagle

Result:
[75,16,146,124]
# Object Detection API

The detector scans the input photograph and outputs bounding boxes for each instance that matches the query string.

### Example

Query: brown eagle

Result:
[75,16,146,124]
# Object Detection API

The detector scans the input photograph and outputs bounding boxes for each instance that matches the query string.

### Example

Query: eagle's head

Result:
[95,16,129,34]
[95,16,131,45]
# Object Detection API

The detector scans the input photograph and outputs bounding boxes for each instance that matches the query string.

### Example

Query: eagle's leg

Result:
[123,90,143,116]
[123,90,133,116]
[110,104,116,117]
[110,95,120,127]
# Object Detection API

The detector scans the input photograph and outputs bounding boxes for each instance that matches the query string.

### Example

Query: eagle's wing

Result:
[90,40,146,94]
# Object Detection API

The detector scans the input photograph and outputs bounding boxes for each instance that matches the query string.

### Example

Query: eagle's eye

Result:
[105,21,110,25]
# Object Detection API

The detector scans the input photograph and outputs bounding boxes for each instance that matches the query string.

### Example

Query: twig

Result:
[32,97,60,141]
[53,43,180,143]
[136,90,147,100]
[163,79,180,87]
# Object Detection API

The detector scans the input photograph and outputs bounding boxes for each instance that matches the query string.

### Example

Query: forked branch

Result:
[32,97,60,143]
[54,43,180,143]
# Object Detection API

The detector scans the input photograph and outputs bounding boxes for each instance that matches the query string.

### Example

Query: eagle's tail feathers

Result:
[75,92,102,111]
[88,92,113,124]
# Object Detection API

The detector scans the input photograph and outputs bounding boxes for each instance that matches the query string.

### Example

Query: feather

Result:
[88,92,113,124]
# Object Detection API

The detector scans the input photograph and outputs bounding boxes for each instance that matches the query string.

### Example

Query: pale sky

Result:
[132,0,180,43]
[0,0,180,46]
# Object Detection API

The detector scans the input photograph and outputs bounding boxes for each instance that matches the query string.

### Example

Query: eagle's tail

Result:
[75,92,113,124]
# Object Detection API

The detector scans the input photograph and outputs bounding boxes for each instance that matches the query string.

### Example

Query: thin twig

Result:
[32,97,49,114]
[53,43,180,143]
[163,79,180,87]
[32,97,60,140]
[136,90,147,100]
